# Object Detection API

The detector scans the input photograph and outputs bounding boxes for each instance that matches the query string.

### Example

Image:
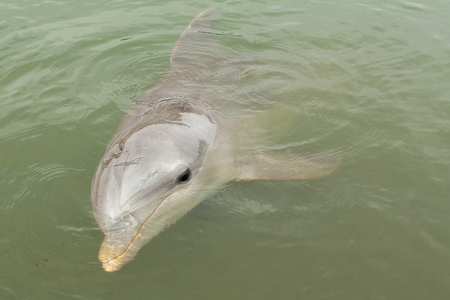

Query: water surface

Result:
[1,0,450,299]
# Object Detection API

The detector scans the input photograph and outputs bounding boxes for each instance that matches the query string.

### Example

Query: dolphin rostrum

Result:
[91,8,340,272]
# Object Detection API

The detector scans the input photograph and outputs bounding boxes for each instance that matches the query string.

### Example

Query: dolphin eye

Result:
[177,168,192,184]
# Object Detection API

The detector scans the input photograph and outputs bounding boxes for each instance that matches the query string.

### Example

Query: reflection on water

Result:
[1,0,450,299]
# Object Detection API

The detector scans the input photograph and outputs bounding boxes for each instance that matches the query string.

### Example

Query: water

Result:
[1,0,450,299]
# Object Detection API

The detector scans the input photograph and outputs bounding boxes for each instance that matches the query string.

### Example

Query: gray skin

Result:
[91,8,340,272]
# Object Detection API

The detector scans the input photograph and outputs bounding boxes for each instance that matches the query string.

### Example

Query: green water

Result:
[1,0,450,299]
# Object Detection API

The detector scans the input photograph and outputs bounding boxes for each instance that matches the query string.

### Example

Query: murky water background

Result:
[1,0,450,299]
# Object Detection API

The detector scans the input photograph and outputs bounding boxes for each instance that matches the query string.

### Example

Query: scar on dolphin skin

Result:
[91,8,341,272]
[106,157,143,168]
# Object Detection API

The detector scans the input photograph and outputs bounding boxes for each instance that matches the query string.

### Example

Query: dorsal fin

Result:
[169,8,219,67]
[141,9,220,104]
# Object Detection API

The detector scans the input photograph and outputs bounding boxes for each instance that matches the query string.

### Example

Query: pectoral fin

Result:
[239,151,341,181]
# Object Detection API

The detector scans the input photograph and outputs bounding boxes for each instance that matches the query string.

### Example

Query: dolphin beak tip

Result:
[98,242,131,272]
[98,250,124,272]
[102,261,122,272]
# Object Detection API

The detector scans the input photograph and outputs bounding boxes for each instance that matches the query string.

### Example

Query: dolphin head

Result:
[91,101,218,272]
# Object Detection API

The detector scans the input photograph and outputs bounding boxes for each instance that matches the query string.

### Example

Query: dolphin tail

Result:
[239,151,341,181]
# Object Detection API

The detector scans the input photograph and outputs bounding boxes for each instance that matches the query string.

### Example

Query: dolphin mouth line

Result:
[100,194,170,266]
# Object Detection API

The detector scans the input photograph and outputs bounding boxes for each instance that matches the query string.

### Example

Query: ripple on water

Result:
[1,162,84,215]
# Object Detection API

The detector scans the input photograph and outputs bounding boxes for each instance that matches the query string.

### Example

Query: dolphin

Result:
[91,8,340,272]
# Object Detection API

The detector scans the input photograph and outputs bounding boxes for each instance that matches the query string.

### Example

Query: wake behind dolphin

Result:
[91,8,340,272]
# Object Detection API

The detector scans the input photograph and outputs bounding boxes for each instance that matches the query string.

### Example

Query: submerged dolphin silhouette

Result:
[91,8,340,272]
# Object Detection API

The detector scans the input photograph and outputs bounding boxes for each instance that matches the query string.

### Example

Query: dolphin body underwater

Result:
[91,8,340,272]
